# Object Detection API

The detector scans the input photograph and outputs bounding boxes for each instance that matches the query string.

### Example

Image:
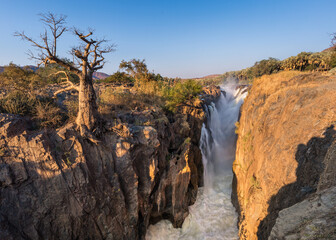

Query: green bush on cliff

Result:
[281,51,332,71]
[0,64,80,128]
[100,71,135,85]
[251,58,282,77]
[219,58,282,83]
[163,79,202,112]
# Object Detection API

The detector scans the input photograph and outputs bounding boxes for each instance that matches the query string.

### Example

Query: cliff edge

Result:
[232,71,336,239]
[0,86,221,239]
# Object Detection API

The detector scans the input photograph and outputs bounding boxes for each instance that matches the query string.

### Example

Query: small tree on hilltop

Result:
[15,13,115,139]
[119,59,154,83]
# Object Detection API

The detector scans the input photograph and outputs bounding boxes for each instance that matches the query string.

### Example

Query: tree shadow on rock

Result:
[257,125,336,239]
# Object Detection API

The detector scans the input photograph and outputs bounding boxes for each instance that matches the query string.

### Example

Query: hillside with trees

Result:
[195,44,336,85]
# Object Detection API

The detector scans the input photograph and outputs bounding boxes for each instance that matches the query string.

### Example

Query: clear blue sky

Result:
[1,0,336,78]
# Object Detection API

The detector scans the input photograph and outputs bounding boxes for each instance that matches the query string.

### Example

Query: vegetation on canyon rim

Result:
[0,13,203,133]
[0,62,202,129]
[194,36,336,85]
[1,12,335,135]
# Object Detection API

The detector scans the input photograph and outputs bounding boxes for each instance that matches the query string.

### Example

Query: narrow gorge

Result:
[146,84,247,239]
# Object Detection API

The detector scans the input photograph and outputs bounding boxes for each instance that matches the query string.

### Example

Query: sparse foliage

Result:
[119,59,156,83]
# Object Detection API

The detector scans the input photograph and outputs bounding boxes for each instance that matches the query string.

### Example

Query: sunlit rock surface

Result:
[232,71,336,240]
[0,86,221,239]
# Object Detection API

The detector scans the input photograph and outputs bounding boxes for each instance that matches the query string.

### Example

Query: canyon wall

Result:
[0,87,221,240]
[232,71,336,239]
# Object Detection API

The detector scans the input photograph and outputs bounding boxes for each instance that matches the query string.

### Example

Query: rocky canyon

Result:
[0,86,221,239]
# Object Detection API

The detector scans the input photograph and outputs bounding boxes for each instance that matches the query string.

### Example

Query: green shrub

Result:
[281,51,332,71]
[38,67,79,85]
[100,71,134,84]
[219,51,335,83]
[164,79,202,112]
[251,58,281,77]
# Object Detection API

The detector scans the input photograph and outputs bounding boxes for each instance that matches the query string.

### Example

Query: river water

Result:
[146,84,247,240]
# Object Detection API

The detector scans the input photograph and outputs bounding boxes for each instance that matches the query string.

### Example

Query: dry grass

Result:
[33,102,64,128]
[134,81,164,97]
[63,99,78,123]
[0,91,36,115]
[98,85,164,117]
[252,71,307,94]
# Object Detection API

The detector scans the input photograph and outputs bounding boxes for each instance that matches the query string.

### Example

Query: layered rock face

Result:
[0,87,221,239]
[232,71,336,239]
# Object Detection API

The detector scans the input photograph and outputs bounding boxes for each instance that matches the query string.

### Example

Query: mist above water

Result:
[146,83,247,240]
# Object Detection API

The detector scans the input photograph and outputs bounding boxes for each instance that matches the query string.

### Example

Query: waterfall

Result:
[146,83,247,240]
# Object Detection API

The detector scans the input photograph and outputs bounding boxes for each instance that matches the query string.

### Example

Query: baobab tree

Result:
[15,13,115,139]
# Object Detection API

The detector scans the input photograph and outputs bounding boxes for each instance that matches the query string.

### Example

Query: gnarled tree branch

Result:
[51,71,79,96]
[15,12,115,136]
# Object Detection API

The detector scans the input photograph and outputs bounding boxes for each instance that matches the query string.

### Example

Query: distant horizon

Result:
[1,0,336,78]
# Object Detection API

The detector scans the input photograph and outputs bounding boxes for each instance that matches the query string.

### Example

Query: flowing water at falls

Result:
[146,83,247,240]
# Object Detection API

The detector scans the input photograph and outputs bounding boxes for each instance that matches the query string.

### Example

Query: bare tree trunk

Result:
[76,75,99,131]
[15,15,114,139]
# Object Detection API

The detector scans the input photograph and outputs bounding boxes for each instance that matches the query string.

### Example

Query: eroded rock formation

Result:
[232,71,336,240]
[0,86,221,239]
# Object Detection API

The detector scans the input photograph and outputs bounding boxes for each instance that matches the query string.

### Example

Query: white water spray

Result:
[146,83,247,240]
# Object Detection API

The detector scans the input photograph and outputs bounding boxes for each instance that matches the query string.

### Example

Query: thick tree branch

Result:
[54,85,79,96]
[51,71,78,87]
[46,55,82,75]
[51,71,79,96]
[74,28,95,45]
